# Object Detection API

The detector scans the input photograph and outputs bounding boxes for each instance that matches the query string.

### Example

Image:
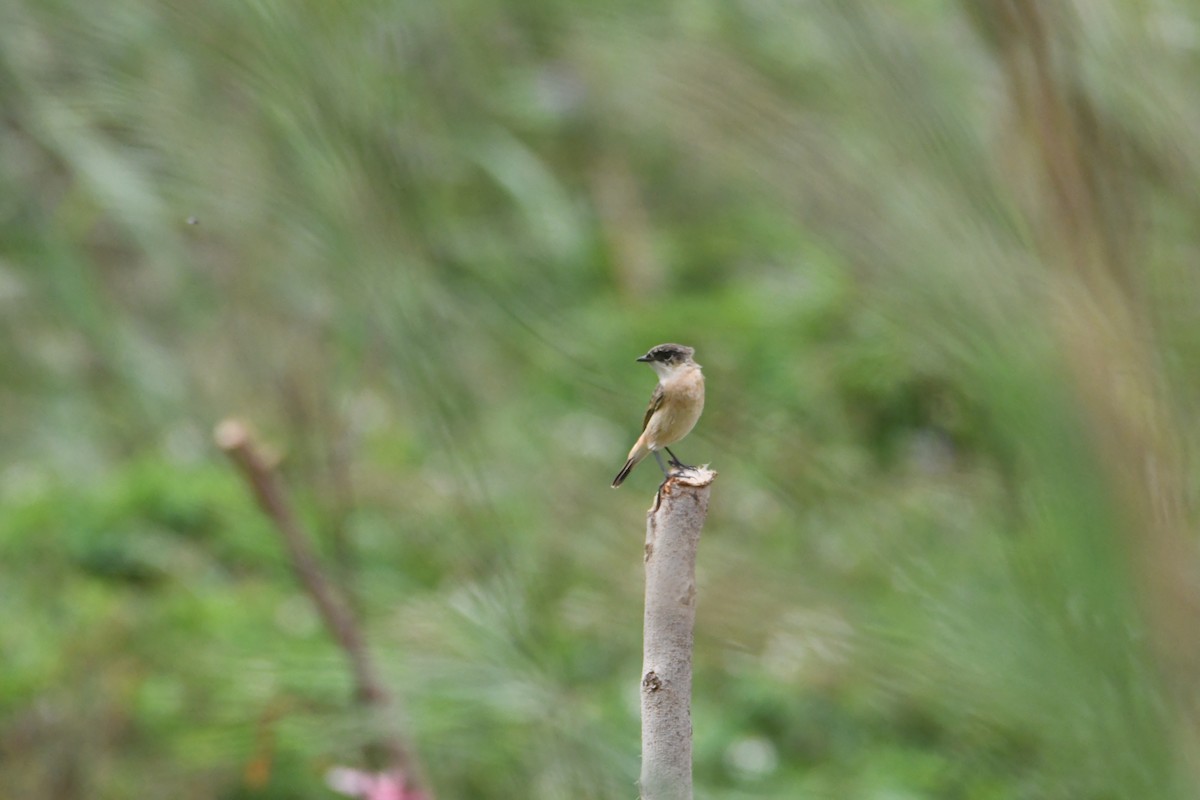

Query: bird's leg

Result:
[664,447,695,470]
[654,454,676,500]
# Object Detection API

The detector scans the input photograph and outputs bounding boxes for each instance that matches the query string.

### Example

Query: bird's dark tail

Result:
[611,456,639,488]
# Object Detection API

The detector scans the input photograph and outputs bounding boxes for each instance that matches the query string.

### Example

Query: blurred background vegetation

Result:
[4,0,1200,797]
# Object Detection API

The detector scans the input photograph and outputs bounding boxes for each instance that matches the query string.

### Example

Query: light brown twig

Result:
[215,418,430,794]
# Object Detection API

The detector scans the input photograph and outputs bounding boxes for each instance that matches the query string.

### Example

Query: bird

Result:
[612,343,705,488]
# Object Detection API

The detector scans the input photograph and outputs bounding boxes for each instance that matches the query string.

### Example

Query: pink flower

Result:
[325,767,429,800]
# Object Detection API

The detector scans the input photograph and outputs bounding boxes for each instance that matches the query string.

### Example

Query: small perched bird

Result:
[612,343,706,488]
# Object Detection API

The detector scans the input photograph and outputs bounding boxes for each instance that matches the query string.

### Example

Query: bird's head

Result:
[637,343,697,378]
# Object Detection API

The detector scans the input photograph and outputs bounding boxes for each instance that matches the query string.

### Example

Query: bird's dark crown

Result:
[638,343,694,364]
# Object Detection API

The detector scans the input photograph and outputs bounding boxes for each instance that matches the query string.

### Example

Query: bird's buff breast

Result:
[648,370,705,447]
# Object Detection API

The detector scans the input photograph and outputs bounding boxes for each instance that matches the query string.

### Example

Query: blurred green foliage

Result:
[4,0,1200,797]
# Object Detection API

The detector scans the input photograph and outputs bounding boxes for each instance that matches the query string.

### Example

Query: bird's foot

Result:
[664,448,695,471]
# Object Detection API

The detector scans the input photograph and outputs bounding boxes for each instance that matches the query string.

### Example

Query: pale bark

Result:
[640,468,716,800]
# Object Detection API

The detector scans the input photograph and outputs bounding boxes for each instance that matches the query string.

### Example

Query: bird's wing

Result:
[641,383,665,433]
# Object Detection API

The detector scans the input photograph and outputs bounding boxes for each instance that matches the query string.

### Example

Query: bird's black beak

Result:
[636,354,652,362]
